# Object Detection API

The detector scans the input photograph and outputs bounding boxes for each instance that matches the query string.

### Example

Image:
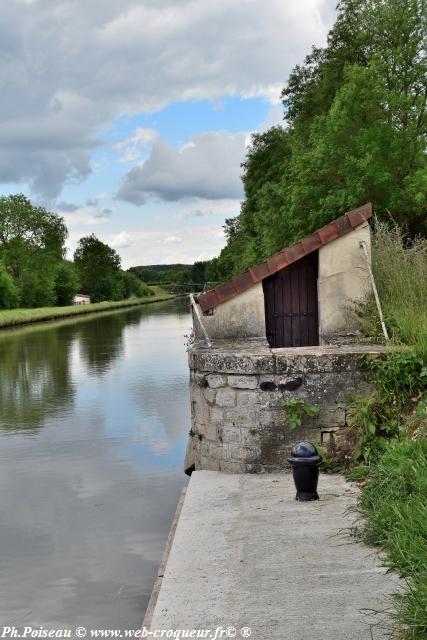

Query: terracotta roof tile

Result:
[267,251,289,273]
[347,202,373,228]
[318,221,340,245]
[197,289,220,313]
[301,233,321,254]
[249,261,271,282]
[232,270,255,294]
[283,241,305,264]
[196,202,373,311]
[215,280,238,303]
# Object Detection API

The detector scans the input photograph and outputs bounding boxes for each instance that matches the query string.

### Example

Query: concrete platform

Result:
[148,471,399,639]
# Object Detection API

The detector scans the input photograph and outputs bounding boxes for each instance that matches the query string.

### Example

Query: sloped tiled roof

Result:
[197,202,373,313]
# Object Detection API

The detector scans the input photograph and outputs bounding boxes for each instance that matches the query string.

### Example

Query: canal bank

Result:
[0,291,176,329]
[146,471,399,639]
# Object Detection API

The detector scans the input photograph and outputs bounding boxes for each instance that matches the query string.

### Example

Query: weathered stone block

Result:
[317,405,346,428]
[215,388,236,407]
[202,388,217,404]
[258,409,285,427]
[227,375,258,389]
[191,351,274,374]
[220,425,243,445]
[199,419,218,441]
[219,460,247,473]
[207,374,227,388]
[225,445,259,463]
[210,406,225,424]
[236,390,266,407]
[194,372,208,386]
[197,455,221,471]
[223,408,253,427]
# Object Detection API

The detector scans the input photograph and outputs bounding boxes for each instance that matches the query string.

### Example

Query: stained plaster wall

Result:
[193,282,266,340]
[318,222,371,340]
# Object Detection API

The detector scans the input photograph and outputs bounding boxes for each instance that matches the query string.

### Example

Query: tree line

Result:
[128,262,215,290]
[0,194,151,309]
[198,0,427,284]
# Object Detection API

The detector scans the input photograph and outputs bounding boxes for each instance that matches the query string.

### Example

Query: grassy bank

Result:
[349,224,427,639]
[0,289,176,329]
[353,440,427,639]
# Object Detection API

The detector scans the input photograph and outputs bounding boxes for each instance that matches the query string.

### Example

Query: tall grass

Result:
[353,221,427,639]
[355,440,427,639]
[358,222,427,354]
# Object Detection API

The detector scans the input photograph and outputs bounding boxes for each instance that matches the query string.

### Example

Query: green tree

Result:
[0,265,19,309]
[73,234,122,302]
[0,194,67,279]
[54,261,80,306]
[120,271,153,298]
[208,0,427,280]
[19,270,56,308]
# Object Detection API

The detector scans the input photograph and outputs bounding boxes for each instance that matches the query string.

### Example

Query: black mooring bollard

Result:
[288,441,321,501]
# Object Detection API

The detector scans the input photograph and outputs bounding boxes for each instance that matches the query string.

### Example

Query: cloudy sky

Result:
[0,0,336,267]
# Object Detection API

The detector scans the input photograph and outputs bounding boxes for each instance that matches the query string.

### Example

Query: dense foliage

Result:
[0,195,151,309]
[207,0,427,281]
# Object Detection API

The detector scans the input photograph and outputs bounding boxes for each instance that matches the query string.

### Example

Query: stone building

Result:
[194,202,374,345]
[186,203,387,473]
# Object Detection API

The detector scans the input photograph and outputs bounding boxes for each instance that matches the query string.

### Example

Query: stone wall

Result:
[185,342,387,473]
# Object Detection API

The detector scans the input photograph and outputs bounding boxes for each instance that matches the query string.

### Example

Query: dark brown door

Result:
[263,252,319,347]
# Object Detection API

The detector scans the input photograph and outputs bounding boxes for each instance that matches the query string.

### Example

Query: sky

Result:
[0,0,337,268]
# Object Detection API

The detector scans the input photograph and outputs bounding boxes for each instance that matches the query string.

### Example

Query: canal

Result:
[0,299,191,629]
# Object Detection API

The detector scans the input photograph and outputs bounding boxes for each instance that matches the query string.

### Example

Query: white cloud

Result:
[174,198,241,220]
[113,126,158,163]
[164,236,183,244]
[117,130,247,204]
[66,226,226,268]
[117,105,288,206]
[58,202,112,227]
[0,0,336,197]
[109,231,133,249]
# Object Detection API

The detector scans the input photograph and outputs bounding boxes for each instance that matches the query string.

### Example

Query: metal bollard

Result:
[288,441,321,501]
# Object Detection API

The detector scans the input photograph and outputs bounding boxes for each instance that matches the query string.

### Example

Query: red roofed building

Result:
[193,203,373,348]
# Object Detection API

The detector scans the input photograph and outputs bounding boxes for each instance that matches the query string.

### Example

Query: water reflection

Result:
[0,299,191,627]
[0,324,75,432]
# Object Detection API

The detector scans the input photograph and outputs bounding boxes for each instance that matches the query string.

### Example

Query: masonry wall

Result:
[185,343,385,473]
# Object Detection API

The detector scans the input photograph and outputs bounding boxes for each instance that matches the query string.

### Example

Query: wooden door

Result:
[263,252,319,348]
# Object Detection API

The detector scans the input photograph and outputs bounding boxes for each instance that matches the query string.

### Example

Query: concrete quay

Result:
[147,471,399,639]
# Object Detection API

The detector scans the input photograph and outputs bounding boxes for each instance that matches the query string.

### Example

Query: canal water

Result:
[0,299,191,629]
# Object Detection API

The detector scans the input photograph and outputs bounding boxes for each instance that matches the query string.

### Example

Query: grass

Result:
[353,440,427,639]
[356,221,427,356]
[0,287,176,329]
[351,221,427,639]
